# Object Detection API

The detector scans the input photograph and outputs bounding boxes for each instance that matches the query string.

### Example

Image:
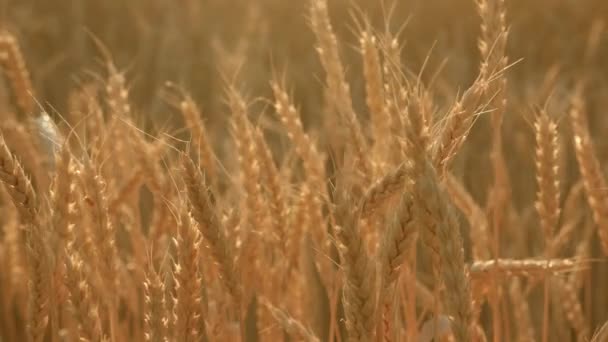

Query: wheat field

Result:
[0,0,608,341]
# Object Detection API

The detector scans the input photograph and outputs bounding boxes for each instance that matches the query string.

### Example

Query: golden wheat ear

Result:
[569,84,608,255]
[172,210,204,342]
[181,153,241,305]
[0,31,34,118]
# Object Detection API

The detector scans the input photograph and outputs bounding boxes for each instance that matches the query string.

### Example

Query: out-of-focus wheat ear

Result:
[569,85,608,254]
[534,109,561,245]
[105,60,131,118]
[470,258,583,280]
[445,173,490,260]
[334,197,376,342]
[64,249,102,342]
[477,0,509,77]
[182,154,241,304]
[309,0,371,184]
[358,24,388,168]
[179,95,217,185]
[547,181,584,257]
[552,277,589,342]
[508,278,536,342]
[285,184,310,275]
[253,127,287,253]
[270,79,327,255]
[173,211,204,342]
[227,88,267,247]
[69,83,105,152]
[0,31,34,117]
[144,262,169,342]
[261,298,320,342]
[1,187,26,307]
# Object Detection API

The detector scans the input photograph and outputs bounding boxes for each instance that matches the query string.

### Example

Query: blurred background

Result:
[1,0,607,118]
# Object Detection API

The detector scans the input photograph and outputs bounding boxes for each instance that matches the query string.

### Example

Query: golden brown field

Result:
[1,0,608,341]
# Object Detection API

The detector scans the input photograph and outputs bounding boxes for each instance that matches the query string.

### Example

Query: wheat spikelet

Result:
[379,194,418,289]
[535,109,561,243]
[105,63,131,118]
[173,212,203,342]
[552,277,589,342]
[433,79,486,173]
[64,250,102,342]
[144,263,168,342]
[359,163,407,219]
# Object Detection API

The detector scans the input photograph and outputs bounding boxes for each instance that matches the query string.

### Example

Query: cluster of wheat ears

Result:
[0,0,607,341]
